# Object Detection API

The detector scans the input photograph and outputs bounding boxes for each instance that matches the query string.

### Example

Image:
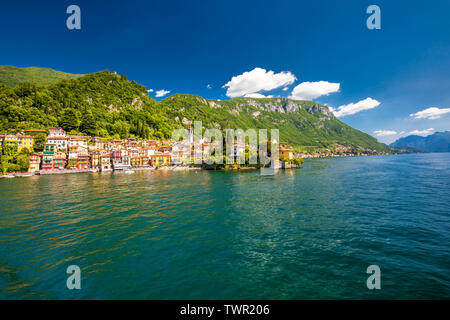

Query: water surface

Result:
[0,153,449,299]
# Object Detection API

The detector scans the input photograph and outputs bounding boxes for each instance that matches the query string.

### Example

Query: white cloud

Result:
[207,84,212,89]
[244,93,264,98]
[155,89,170,97]
[331,97,380,117]
[409,107,450,120]
[147,89,154,92]
[373,130,398,137]
[282,87,289,91]
[244,93,268,98]
[223,67,296,98]
[289,81,340,100]
[409,128,435,136]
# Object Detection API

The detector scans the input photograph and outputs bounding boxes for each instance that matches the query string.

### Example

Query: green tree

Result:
[111,120,129,139]
[2,143,18,157]
[291,157,304,166]
[34,133,47,151]
[98,128,109,137]
[0,156,10,174]
[14,83,36,98]
[59,108,79,132]
[80,110,98,136]
[17,154,30,172]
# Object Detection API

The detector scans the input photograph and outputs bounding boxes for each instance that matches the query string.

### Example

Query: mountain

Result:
[0,70,171,139]
[0,66,82,87]
[390,131,450,152]
[159,94,390,152]
[0,68,391,153]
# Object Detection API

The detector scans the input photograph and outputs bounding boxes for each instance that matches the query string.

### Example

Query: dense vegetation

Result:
[0,67,390,153]
[0,71,173,140]
[0,143,30,173]
[160,94,390,152]
[0,66,82,87]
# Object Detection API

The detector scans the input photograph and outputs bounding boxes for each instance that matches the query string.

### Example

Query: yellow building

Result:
[1,134,18,149]
[279,145,294,160]
[0,134,34,151]
[90,151,100,169]
[131,156,149,167]
[150,153,171,166]
[29,154,40,172]
[16,134,34,152]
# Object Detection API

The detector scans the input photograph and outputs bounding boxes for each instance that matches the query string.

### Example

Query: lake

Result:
[0,153,449,299]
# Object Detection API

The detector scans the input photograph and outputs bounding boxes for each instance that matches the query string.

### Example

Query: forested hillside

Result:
[0,66,82,87]
[0,68,390,152]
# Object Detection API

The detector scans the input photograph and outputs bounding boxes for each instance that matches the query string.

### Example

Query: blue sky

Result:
[0,0,449,143]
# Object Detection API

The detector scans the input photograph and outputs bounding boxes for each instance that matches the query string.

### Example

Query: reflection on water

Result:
[0,153,449,299]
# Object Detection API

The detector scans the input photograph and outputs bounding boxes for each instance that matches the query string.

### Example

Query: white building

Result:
[69,136,88,151]
[47,136,68,150]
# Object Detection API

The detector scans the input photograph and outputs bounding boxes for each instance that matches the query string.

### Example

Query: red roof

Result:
[69,136,86,141]
[16,134,34,138]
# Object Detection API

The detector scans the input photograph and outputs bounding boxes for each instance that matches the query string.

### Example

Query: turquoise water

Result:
[0,153,449,299]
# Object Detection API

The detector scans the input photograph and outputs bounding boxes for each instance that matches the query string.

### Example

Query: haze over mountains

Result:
[390,131,450,153]
[0,66,391,153]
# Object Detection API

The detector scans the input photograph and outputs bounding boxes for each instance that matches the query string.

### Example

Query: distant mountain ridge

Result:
[0,66,82,87]
[0,66,391,153]
[390,131,450,152]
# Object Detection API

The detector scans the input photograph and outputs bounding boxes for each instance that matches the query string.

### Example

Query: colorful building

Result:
[41,143,56,170]
[48,128,66,137]
[279,145,294,160]
[0,133,34,152]
[68,145,79,159]
[90,151,101,170]
[69,136,88,151]
[29,154,40,172]
[44,143,56,154]
[131,156,149,167]
[110,150,121,163]
[41,156,54,170]
[100,154,112,172]
[76,153,90,170]
[53,152,67,169]
[16,134,34,152]
[1,134,18,148]
[150,153,172,166]
[93,137,105,151]
[47,136,68,151]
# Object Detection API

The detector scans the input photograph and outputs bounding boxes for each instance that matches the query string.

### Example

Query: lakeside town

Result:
[0,124,394,178]
[0,127,310,177]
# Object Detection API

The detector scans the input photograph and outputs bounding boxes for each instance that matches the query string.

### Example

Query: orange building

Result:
[150,153,171,166]
[279,145,294,160]
[131,155,149,167]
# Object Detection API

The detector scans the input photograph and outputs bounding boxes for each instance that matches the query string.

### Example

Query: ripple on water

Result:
[0,153,449,299]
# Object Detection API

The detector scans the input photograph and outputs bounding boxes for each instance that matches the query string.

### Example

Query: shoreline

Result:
[0,164,303,177]
[2,153,419,178]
